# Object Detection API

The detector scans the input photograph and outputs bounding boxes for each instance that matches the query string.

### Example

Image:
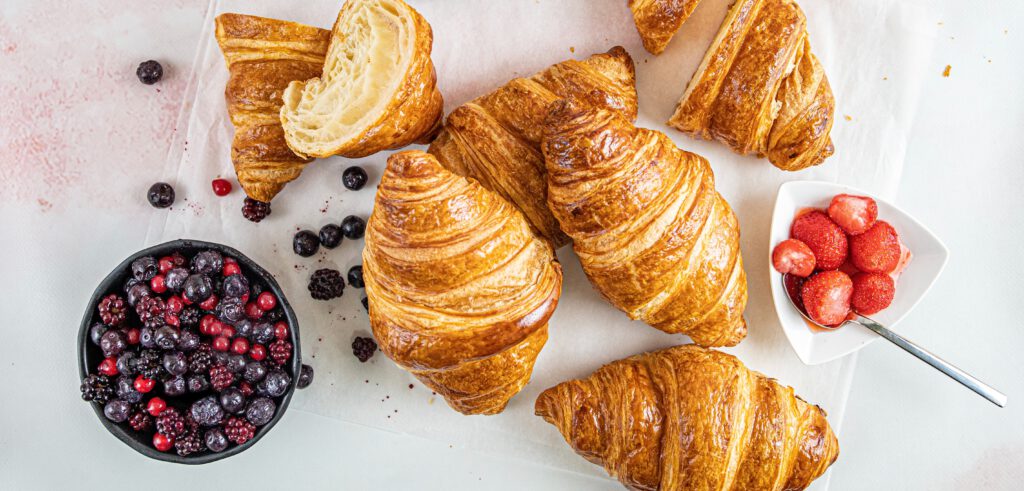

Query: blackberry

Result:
[147,182,175,208]
[342,166,368,190]
[292,230,320,257]
[308,269,344,300]
[241,197,271,223]
[189,345,213,374]
[177,329,201,351]
[209,365,235,391]
[136,60,163,85]
[268,340,292,366]
[156,407,186,438]
[98,294,128,326]
[131,256,159,281]
[129,411,153,432]
[205,428,229,453]
[318,224,343,249]
[352,336,377,362]
[191,250,224,275]
[132,349,166,380]
[340,215,366,239]
[297,364,314,389]
[135,296,166,329]
[174,431,203,457]
[80,374,114,404]
[347,265,364,288]
[224,417,256,445]
[179,307,201,327]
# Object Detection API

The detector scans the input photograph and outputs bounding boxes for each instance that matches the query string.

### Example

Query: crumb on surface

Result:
[843,115,853,121]
[569,46,574,53]
[942,65,951,77]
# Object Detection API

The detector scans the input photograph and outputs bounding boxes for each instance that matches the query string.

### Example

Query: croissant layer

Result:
[363,150,562,415]
[428,46,638,248]
[543,100,747,347]
[668,0,834,171]
[629,0,704,55]
[536,345,839,491]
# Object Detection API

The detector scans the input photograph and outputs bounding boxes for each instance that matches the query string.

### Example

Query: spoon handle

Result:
[855,315,1007,407]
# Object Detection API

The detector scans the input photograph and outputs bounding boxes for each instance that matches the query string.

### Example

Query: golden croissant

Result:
[428,46,638,247]
[363,150,562,415]
[536,345,839,491]
[214,13,331,203]
[280,0,444,159]
[628,0,703,55]
[668,0,835,171]
[543,100,747,347]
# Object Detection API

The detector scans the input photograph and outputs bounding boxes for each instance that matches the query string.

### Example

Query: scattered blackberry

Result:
[135,296,166,329]
[340,215,366,239]
[129,411,153,432]
[224,417,257,445]
[297,364,314,389]
[156,407,186,438]
[174,431,203,457]
[308,269,344,300]
[292,230,319,257]
[147,182,175,208]
[241,197,271,223]
[131,256,159,281]
[209,365,235,391]
[318,224,343,249]
[98,294,128,326]
[80,374,115,404]
[347,265,364,288]
[136,60,163,85]
[132,349,166,380]
[342,166,368,190]
[268,340,292,366]
[352,336,377,362]
[179,307,201,328]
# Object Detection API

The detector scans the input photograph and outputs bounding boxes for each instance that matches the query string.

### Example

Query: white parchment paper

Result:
[152,0,937,486]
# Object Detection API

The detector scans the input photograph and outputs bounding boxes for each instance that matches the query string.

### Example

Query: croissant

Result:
[543,100,747,347]
[428,46,638,248]
[628,0,703,55]
[280,0,444,159]
[214,13,331,203]
[363,150,562,415]
[668,0,835,171]
[536,345,839,491]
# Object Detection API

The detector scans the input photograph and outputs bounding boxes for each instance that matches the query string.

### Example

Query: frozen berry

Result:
[223,261,242,277]
[791,211,847,270]
[224,417,256,445]
[342,166,368,190]
[98,294,128,326]
[340,215,366,239]
[134,375,156,393]
[153,326,180,350]
[219,296,245,322]
[772,239,816,277]
[258,369,291,397]
[268,339,292,366]
[244,302,264,320]
[183,274,213,303]
[352,336,377,362]
[192,250,223,275]
[104,400,131,423]
[153,432,174,452]
[297,364,314,389]
[125,328,141,345]
[163,376,187,397]
[190,396,225,427]
[98,357,119,376]
[308,269,344,300]
[187,374,210,393]
[254,321,274,344]
[222,274,249,299]
[147,182,175,208]
[89,323,108,346]
[205,428,229,453]
[100,330,127,357]
[243,361,267,382]
[163,351,188,376]
[849,221,901,273]
[227,354,247,374]
[156,407,186,438]
[158,256,175,274]
[231,338,250,355]
[147,397,167,416]
[249,343,267,361]
[165,267,190,292]
[136,60,163,84]
[212,178,232,196]
[273,322,289,340]
[256,292,277,311]
[293,230,319,257]
[801,270,853,327]
[319,224,343,249]
[209,365,234,391]
[241,197,271,223]
[116,352,137,376]
[177,329,200,351]
[828,194,878,235]
[347,265,364,288]
[80,374,114,404]
[132,256,159,281]
[129,411,153,432]
[116,375,144,403]
[220,387,246,414]
[174,431,203,457]
[245,397,276,426]
[851,272,896,315]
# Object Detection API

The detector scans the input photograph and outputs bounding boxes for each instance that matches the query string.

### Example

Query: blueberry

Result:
[123,277,141,293]
[318,224,343,249]
[89,323,108,346]
[191,250,223,275]
[100,330,127,358]
[177,329,200,351]
[126,282,151,307]
[116,376,143,403]
[136,60,163,85]
[340,215,365,239]
[342,166,368,191]
[153,326,180,350]
[183,274,213,303]
[163,351,188,376]
[104,399,131,423]
[297,364,314,389]
[218,296,245,322]
[219,387,246,414]
[227,354,247,374]
[187,374,210,393]
[164,376,187,397]
[131,256,158,281]
[165,267,189,292]
[347,265,364,289]
[190,396,225,427]
[246,397,276,426]
[211,351,230,367]
[258,369,291,397]
[252,322,274,345]
[147,182,175,208]
[116,352,137,376]
[243,361,267,383]
[222,274,249,298]
[292,230,320,257]
[139,326,156,349]
[205,428,229,452]
[234,319,254,339]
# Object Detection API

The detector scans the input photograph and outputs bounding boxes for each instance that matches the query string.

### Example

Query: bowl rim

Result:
[77,238,301,464]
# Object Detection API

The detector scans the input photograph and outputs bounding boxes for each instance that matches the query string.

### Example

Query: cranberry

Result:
[208,320,224,337]
[249,343,267,361]
[199,294,219,311]
[241,293,250,304]
[150,275,167,294]
[164,313,180,327]
[134,375,156,393]
[221,325,236,338]
[125,328,141,345]
[147,397,167,416]
[212,178,232,196]
[256,292,277,311]
[181,295,193,305]
[231,338,250,355]
[98,357,119,376]
[212,336,231,352]
[153,433,174,452]
[223,262,241,277]
[167,296,184,314]
[273,322,289,340]
[245,302,264,320]
[158,256,175,274]
[200,314,217,334]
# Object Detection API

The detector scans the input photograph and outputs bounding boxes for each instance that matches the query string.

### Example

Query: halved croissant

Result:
[214,13,331,202]
[543,100,747,347]
[536,344,839,491]
[428,46,638,248]
[668,0,834,171]
[280,0,444,159]
[628,0,704,55]
[363,150,562,415]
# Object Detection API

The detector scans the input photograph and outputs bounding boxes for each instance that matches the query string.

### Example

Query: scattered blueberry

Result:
[347,266,364,289]
[318,224,343,249]
[136,60,163,85]
[297,364,314,389]
[342,166,368,191]
[340,215,366,239]
[293,230,319,257]
[147,182,175,208]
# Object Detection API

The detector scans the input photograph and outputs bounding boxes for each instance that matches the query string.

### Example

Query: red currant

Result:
[221,325,236,338]
[199,293,219,311]
[223,262,241,277]
[231,337,250,355]
[98,357,118,376]
[245,302,264,320]
[134,375,156,393]
[208,320,224,337]
[166,295,184,313]
[256,292,277,311]
[249,343,267,361]
[125,328,141,345]
[147,397,167,416]
[153,433,174,452]
[211,178,232,196]
[274,322,289,340]
[212,336,231,352]
[158,256,175,274]
[150,275,167,294]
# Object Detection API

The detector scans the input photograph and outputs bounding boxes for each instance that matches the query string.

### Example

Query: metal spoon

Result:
[783,274,1007,407]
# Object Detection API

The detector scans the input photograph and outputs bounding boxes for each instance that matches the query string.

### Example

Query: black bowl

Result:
[78,239,302,464]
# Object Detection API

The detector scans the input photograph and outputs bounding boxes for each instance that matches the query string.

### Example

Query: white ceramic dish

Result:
[769,181,949,365]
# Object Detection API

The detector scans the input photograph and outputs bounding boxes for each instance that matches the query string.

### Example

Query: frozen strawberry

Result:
[801,270,853,327]
[849,220,901,273]
[827,194,878,235]
[772,239,816,277]
[851,272,895,315]
[790,211,848,270]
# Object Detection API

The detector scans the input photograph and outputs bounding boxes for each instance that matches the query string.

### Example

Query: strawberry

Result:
[851,272,895,315]
[772,239,816,277]
[827,194,878,235]
[849,220,901,273]
[790,211,848,270]
[801,270,853,327]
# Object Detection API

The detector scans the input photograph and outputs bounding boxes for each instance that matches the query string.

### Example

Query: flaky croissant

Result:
[628,0,703,55]
[428,46,638,248]
[214,13,331,203]
[280,0,444,159]
[536,345,839,491]
[543,100,747,347]
[363,150,562,415]
[668,0,835,171]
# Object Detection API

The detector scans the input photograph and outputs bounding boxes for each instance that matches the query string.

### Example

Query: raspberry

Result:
[156,407,186,438]
[800,270,853,327]
[849,220,900,273]
[827,194,878,235]
[790,211,848,270]
[209,365,235,391]
[224,417,256,445]
[850,272,895,315]
[135,296,167,329]
[771,239,816,277]
[97,294,128,326]
[269,340,292,366]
